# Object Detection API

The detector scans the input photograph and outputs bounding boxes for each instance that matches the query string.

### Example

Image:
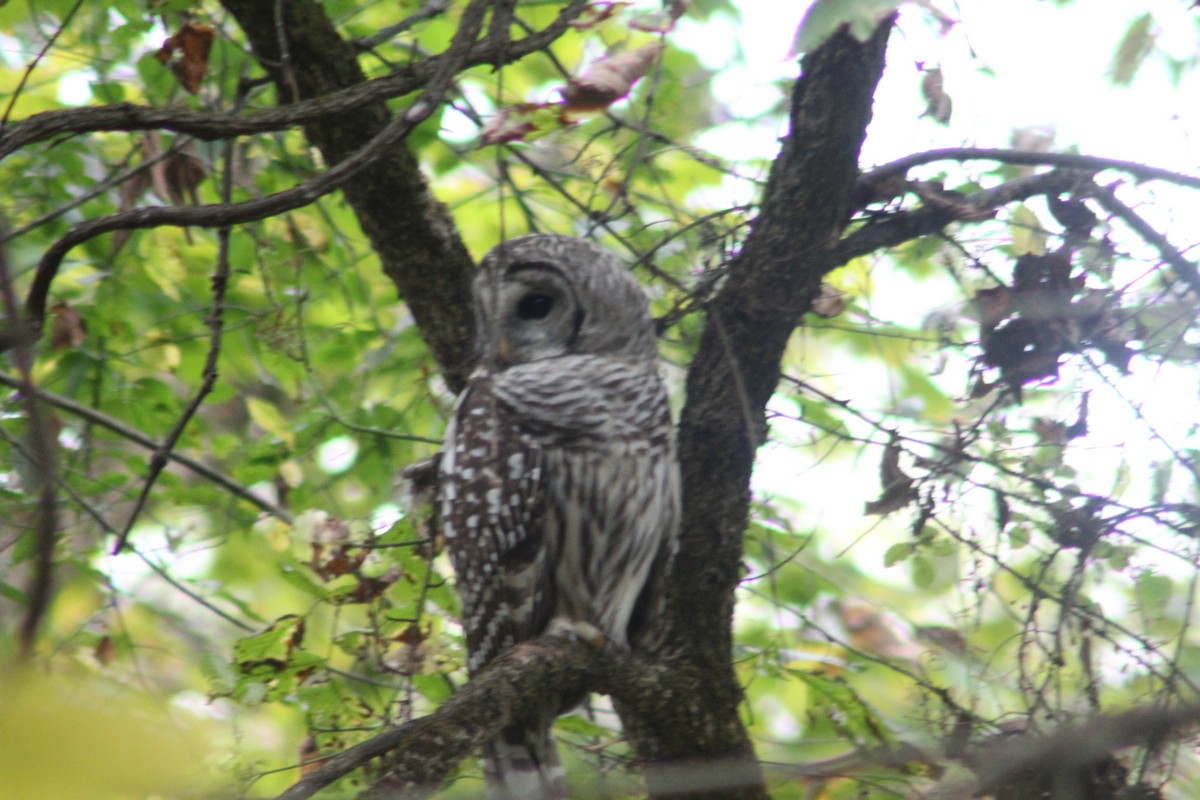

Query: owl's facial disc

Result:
[484,262,582,365]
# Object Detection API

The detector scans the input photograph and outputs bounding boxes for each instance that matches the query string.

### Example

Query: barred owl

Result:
[438,233,680,799]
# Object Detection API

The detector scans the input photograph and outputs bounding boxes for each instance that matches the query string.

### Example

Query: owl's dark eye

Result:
[516,292,555,320]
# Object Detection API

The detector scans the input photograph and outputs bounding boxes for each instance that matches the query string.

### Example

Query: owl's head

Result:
[473,234,659,367]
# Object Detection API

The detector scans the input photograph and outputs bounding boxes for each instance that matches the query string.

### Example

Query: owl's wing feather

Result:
[440,376,558,674]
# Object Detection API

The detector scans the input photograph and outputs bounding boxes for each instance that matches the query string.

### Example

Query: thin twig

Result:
[0,0,85,129]
[861,147,1200,191]
[0,370,293,524]
[0,223,58,660]
[352,0,453,51]
[1090,183,1200,296]
[111,111,242,554]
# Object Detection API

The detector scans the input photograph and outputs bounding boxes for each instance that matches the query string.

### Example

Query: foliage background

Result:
[2,1,1200,798]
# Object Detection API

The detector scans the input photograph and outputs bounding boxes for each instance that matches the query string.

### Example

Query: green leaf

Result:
[246,396,297,449]
[911,555,936,589]
[1009,204,1047,256]
[791,0,900,55]
[1109,13,1154,86]
[1135,572,1172,613]
[883,541,913,567]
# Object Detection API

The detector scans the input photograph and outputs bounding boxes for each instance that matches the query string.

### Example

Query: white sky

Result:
[672,2,1200,596]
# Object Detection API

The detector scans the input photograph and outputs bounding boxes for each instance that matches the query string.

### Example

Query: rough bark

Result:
[281,636,611,800]
[220,0,478,390]
[603,20,895,800]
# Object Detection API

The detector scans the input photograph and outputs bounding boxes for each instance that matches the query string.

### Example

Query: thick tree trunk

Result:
[612,19,895,799]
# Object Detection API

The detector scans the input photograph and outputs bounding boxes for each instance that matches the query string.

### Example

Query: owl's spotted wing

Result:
[439,374,556,675]
[489,355,679,649]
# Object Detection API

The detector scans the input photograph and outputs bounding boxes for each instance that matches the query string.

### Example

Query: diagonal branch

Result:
[0,227,58,660]
[110,117,240,555]
[0,370,293,524]
[1091,183,1200,296]
[271,635,609,800]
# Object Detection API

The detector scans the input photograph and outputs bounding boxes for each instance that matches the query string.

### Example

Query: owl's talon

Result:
[546,617,611,652]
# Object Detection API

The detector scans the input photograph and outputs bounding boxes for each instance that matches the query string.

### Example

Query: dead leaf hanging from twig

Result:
[560,42,665,112]
[865,436,918,516]
[155,22,216,94]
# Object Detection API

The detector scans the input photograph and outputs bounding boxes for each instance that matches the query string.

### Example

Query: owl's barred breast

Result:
[440,353,676,668]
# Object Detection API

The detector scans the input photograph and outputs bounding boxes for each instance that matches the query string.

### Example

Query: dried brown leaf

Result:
[811,282,847,318]
[155,23,215,94]
[865,437,917,516]
[560,42,664,111]
[162,142,206,206]
[50,302,86,350]
[920,67,952,125]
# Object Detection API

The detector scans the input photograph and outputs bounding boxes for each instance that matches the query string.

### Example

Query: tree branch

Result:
[1090,183,1200,296]
[0,370,293,524]
[270,635,609,800]
[834,169,1082,266]
[859,147,1200,192]
[0,1,588,161]
[612,18,894,800]
[0,226,58,660]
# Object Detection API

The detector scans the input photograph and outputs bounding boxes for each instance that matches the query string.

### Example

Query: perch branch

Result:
[271,636,608,800]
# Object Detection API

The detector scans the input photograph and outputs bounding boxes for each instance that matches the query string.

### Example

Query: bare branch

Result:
[948,704,1200,799]
[834,169,1081,266]
[0,225,58,660]
[860,147,1200,191]
[1091,183,1200,296]
[352,0,453,51]
[0,0,588,160]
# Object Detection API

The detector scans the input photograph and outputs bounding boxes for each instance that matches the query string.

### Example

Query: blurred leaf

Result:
[790,0,900,55]
[1109,13,1154,86]
[0,674,218,799]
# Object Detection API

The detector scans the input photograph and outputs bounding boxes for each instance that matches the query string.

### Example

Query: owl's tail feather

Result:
[483,725,566,800]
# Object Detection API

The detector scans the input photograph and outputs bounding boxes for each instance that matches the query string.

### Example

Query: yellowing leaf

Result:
[1008,204,1046,256]
[246,396,296,448]
[1109,12,1154,86]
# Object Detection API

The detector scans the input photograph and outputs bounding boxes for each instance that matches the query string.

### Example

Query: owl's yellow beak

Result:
[496,334,514,365]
